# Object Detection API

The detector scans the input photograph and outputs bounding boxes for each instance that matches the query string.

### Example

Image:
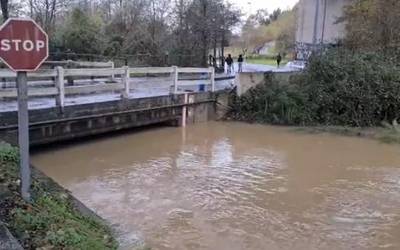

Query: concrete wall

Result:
[235,72,297,96]
[235,73,266,96]
[0,91,230,146]
[296,0,354,59]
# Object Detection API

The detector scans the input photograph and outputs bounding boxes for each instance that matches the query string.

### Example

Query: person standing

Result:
[237,54,244,73]
[226,54,234,74]
[277,53,282,68]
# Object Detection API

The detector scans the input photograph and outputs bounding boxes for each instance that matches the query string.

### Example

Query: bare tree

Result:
[29,0,70,33]
[25,0,240,66]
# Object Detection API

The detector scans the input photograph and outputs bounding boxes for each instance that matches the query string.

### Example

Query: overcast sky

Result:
[229,0,299,16]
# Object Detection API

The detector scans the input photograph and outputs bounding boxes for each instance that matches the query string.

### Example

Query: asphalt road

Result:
[230,62,299,74]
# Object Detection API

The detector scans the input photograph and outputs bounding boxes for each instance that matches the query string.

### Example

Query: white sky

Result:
[229,0,299,16]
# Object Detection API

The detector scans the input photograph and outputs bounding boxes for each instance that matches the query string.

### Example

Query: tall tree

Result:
[60,8,104,54]
[344,0,400,51]
[29,0,70,34]
[20,0,240,66]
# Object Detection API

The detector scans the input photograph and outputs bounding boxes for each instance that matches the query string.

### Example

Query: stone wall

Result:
[296,0,354,60]
[235,72,297,96]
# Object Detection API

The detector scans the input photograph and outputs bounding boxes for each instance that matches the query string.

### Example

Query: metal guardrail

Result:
[0,65,216,108]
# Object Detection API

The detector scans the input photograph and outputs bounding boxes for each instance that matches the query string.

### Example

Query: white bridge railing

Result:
[0,65,216,108]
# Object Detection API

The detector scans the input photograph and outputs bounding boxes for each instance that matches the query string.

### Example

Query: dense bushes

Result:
[230,74,309,125]
[231,49,400,127]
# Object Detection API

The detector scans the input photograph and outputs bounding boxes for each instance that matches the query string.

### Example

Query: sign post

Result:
[17,72,30,201]
[0,18,49,202]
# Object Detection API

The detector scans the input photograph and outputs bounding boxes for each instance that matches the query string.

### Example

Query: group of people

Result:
[209,53,284,75]
[225,54,244,74]
[208,54,244,74]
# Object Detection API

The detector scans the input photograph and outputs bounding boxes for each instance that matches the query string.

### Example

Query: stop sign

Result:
[0,18,48,72]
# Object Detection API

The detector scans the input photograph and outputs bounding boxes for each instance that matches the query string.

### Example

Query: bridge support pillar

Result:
[181,93,188,127]
[121,66,130,99]
[209,67,215,92]
[109,61,115,82]
[55,66,65,111]
[172,66,178,94]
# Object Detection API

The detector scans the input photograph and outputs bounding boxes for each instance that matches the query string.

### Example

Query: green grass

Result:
[245,58,288,66]
[0,142,118,250]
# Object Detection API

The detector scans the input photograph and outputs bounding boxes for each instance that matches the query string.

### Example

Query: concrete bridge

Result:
[0,62,231,145]
[0,60,299,146]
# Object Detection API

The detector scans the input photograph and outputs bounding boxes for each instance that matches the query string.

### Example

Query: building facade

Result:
[296,0,353,60]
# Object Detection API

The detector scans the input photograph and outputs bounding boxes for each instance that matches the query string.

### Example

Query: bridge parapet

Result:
[0,65,216,110]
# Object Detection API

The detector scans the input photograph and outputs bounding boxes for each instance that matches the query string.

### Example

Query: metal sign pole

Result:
[17,71,31,202]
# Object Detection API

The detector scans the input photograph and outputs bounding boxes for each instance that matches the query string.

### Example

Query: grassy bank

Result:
[0,142,118,249]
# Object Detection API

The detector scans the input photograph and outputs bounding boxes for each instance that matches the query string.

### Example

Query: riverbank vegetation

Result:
[0,142,118,249]
[229,0,400,142]
[231,49,400,127]
[229,49,400,143]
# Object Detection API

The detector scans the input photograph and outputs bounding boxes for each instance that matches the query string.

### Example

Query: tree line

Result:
[235,7,296,57]
[0,0,241,66]
[343,0,400,53]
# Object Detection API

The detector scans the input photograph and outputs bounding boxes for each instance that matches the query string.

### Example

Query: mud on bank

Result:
[291,125,400,145]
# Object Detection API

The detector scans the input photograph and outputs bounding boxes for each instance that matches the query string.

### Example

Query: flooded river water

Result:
[32,122,400,250]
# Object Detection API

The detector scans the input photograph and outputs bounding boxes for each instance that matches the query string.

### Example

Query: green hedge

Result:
[231,49,400,127]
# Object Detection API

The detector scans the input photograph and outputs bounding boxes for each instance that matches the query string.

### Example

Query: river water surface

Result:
[32,122,400,250]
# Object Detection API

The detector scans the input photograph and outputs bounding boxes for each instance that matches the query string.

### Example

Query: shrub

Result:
[11,194,117,249]
[0,142,19,164]
[231,49,400,127]
[230,74,310,125]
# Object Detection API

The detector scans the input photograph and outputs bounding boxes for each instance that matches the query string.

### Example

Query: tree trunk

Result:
[200,0,208,67]
[213,38,217,63]
[221,31,225,58]
[1,0,8,21]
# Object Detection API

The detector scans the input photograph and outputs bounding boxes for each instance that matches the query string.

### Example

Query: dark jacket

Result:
[226,57,233,65]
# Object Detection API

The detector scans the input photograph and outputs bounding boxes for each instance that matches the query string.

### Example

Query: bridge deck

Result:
[0,76,233,113]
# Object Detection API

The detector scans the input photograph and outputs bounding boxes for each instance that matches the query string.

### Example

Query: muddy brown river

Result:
[32,122,400,250]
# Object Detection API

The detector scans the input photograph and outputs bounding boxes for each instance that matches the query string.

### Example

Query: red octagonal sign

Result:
[0,18,48,72]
